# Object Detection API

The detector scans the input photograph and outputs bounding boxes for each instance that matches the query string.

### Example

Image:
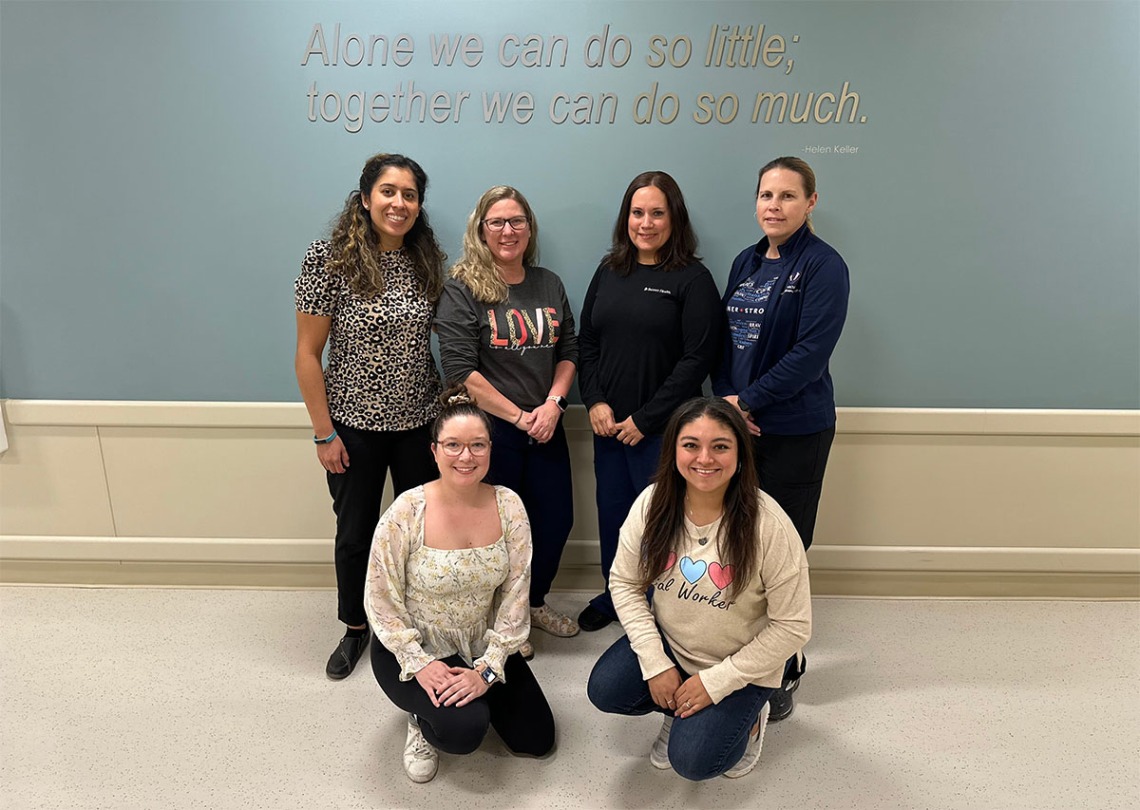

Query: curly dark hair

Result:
[325,153,446,301]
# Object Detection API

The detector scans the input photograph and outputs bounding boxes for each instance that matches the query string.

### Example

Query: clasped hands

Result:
[414,660,488,708]
[587,403,644,446]
[515,399,562,443]
[648,667,712,719]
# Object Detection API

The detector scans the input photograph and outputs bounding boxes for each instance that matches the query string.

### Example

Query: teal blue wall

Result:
[2,1,1137,407]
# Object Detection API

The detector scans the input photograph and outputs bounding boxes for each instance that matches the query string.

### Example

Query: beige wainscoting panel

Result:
[2,400,1138,598]
[98,427,336,539]
[0,424,115,536]
[816,433,1140,548]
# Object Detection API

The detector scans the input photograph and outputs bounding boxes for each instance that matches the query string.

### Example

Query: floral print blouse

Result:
[364,485,532,682]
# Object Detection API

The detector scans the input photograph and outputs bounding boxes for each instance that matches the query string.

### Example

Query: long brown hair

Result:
[602,171,699,276]
[326,153,446,301]
[639,398,760,597]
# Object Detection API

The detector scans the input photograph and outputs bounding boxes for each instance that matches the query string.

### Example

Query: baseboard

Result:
[2,535,1136,598]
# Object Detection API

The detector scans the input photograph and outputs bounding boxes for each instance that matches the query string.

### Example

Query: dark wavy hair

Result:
[430,383,493,441]
[601,170,700,276]
[639,398,760,598]
[326,153,446,301]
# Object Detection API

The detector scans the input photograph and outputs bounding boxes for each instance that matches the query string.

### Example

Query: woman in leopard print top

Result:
[295,153,447,681]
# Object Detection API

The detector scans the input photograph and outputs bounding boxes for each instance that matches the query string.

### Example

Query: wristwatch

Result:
[547,395,568,412]
[737,398,751,414]
[477,665,498,686]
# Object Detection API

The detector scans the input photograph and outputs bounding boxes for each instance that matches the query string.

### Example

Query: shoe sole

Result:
[530,624,580,638]
[723,705,770,778]
[766,701,794,723]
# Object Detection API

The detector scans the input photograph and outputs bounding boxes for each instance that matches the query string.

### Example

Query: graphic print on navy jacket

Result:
[435,266,579,411]
[712,222,850,435]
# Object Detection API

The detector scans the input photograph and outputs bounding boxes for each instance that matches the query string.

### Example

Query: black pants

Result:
[485,416,574,607]
[371,640,555,757]
[751,427,835,551]
[753,427,833,685]
[327,420,437,627]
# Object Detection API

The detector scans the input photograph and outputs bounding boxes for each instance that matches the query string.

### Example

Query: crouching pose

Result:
[366,385,555,783]
[587,397,810,780]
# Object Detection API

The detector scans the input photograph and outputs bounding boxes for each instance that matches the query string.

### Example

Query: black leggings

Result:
[370,639,555,757]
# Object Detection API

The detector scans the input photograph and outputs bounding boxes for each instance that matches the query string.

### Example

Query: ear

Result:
[806,192,819,212]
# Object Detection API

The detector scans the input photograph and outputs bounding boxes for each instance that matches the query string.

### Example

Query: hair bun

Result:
[439,383,477,409]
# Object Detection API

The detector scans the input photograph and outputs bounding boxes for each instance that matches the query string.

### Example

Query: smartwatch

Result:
[478,666,498,686]
[547,395,568,412]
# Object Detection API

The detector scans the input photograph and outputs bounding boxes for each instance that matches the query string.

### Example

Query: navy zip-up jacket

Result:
[712,222,850,434]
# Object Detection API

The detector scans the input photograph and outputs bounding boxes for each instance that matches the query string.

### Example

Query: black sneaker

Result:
[577,604,615,632]
[767,684,795,722]
[768,653,806,722]
[326,633,369,680]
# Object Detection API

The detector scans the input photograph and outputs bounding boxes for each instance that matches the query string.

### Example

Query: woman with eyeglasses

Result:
[366,384,555,784]
[435,186,579,658]
[576,171,722,634]
[295,153,445,682]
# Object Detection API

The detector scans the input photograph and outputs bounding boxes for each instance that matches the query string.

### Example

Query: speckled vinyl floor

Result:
[1,587,1137,809]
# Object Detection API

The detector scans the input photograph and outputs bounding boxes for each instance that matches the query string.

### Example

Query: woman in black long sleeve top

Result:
[576,171,721,631]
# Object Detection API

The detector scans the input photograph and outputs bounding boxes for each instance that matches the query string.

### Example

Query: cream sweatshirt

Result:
[610,485,812,702]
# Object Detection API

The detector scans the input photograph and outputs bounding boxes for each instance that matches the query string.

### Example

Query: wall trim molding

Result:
[5,399,1139,436]
[3,400,1138,597]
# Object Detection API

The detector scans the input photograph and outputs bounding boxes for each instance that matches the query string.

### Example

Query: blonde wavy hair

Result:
[449,186,540,304]
[325,153,446,302]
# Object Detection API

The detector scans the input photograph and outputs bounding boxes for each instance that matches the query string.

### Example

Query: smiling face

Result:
[756,167,817,248]
[627,184,672,264]
[431,414,491,486]
[363,166,420,250]
[674,415,739,499]
[481,198,531,271]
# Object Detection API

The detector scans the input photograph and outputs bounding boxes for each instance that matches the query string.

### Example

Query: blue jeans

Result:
[588,434,664,619]
[587,634,772,781]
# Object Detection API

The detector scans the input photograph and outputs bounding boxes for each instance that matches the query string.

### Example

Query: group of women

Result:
[294,152,849,783]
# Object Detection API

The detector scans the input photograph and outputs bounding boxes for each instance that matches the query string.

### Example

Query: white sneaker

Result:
[649,715,673,770]
[723,702,769,778]
[403,716,438,783]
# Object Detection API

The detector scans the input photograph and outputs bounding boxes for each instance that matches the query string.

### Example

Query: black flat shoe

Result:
[577,604,615,632]
[326,633,369,680]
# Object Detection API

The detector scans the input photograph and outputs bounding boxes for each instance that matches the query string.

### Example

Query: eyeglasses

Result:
[436,440,491,457]
[482,216,530,232]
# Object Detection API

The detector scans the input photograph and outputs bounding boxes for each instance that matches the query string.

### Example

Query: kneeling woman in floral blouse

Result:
[365,385,555,784]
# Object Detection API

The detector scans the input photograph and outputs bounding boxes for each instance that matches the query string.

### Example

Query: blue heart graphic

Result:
[679,556,707,584]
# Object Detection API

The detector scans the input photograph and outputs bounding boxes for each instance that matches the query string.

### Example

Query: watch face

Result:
[481,668,496,685]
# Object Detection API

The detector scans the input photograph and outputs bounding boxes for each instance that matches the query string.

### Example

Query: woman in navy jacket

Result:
[712,156,849,722]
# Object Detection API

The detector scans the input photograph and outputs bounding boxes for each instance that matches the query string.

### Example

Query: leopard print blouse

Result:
[294,240,441,432]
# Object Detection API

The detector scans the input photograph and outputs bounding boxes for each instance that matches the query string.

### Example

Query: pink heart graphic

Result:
[708,562,735,591]
[662,552,677,574]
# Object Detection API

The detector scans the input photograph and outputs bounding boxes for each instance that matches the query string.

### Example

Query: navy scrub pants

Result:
[486,415,574,607]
